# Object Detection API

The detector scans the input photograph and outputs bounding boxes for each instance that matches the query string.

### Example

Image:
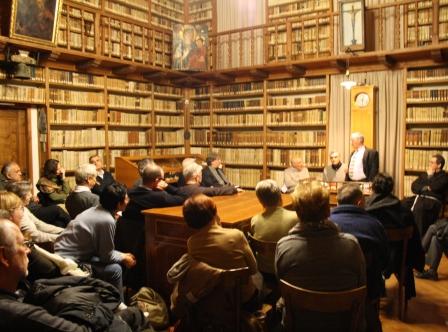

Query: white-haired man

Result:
[346,132,379,182]
[283,158,310,193]
[323,151,347,182]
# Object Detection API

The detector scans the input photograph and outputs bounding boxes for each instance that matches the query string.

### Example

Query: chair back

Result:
[279,279,366,332]
[384,225,413,320]
[247,233,277,256]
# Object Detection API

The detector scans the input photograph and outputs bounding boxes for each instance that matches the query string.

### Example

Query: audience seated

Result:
[416,218,448,281]
[176,157,197,187]
[55,183,136,301]
[409,154,448,237]
[275,180,366,331]
[0,161,22,190]
[251,179,298,275]
[89,154,115,196]
[330,183,389,332]
[177,162,238,197]
[365,173,425,299]
[184,194,259,309]
[5,182,64,243]
[115,163,187,289]
[132,158,155,188]
[36,159,71,206]
[0,219,146,331]
[282,158,310,193]
[323,151,347,182]
[65,164,100,219]
[201,152,233,188]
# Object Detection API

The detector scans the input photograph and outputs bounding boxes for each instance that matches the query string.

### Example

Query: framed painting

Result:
[339,0,365,52]
[10,0,62,45]
[172,24,209,71]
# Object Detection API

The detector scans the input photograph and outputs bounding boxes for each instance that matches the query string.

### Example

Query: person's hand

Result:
[122,253,136,268]
[236,187,244,193]
[156,180,168,191]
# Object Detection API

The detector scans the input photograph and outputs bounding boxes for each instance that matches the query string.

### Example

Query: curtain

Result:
[329,70,405,196]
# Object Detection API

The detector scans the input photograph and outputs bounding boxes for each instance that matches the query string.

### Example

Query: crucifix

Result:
[342,4,361,45]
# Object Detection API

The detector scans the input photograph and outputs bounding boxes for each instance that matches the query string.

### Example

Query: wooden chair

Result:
[175,267,252,332]
[385,225,414,321]
[279,279,366,332]
[247,233,278,259]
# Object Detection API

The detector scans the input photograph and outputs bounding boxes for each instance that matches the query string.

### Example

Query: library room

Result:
[0,0,447,331]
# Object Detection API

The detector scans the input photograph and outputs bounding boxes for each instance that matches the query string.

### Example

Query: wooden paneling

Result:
[0,108,29,174]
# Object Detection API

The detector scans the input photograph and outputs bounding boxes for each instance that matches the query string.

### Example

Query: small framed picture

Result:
[10,0,63,45]
[339,0,365,52]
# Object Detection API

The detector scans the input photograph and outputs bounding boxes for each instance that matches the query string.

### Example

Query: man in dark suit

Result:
[201,152,233,188]
[89,154,115,195]
[346,132,379,182]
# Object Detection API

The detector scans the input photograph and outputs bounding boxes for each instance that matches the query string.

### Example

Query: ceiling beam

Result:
[377,55,396,68]
[112,65,137,75]
[76,59,101,71]
[249,69,268,79]
[430,49,448,62]
[285,64,305,76]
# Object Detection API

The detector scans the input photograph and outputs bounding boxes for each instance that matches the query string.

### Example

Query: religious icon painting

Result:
[172,24,209,71]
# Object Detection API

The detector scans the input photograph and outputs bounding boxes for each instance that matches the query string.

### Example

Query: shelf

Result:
[51,145,106,150]
[155,143,184,147]
[267,123,326,128]
[50,102,103,108]
[267,86,326,94]
[406,121,448,125]
[407,78,448,85]
[107,88,151,96]
[49,82,104,91]
[108,123,152,128]
[108,106,150,112]
[213,125,263,129]
[154,92,183,100]
[154,109,182,114]
[213,91,264,99]
[109,145,150,149]
[190,143,210,147]
[50,122,105,128]
[155,125,185,129]
[267,104,326,110]
[189,125,210,129]
[212,144,264,148]
[213,107,264,114]
[407,100,448,105]
[266,144,326,148]
[405,145,448,149]
[190,94,210,100]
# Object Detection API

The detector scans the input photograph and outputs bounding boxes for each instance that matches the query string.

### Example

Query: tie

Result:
[349,153,356,180]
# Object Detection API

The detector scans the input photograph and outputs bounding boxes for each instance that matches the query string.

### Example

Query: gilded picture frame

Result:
[10,0,62,45]
[339,0,365,52]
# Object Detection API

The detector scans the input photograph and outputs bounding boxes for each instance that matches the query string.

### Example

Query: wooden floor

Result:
[381,256,448,331]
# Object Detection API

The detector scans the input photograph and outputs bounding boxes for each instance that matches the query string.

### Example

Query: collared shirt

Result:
[73,185,92,193]
[349,146,366,181]
[97,169,105,179]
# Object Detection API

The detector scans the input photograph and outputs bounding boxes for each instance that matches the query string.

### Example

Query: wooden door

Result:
[0,108,30,177]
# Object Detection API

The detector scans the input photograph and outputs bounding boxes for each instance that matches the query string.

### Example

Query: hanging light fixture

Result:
[340,57,357,90]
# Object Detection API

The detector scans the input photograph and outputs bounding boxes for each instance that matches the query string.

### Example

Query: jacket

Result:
[92,171,115,196]
[346,147,379,182]
[177,183,237,197]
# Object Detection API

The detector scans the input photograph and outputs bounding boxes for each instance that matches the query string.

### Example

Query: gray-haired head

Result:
[255,179,282,208]
[137,158,155,177]
[183,162,203,182]
[182,158,196,169]
[75,163,97,185]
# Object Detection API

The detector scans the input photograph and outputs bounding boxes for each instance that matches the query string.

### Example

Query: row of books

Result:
[407,26,432,44]
[155,115,184,127]
[440,22,448,39]
[102,17,145,34]
[109,95,151,110]
[192,101,210,111]
[155,130,184,144]
[0,85,45,103]
[58,32,95,52]
[266,130,326,146]
[212,131,264,146]
[51,149,104,172]
[61,6,93,21]
[154,99,181,112]
[104,0,149,22]
[268,95,326,107]
[110,148,149,167]
[108,130,150,146]
[405,129,448,146]
[213,99,262,110]
[406,106,448,122]
[267,109,327,125]
[407,8,432,25]
[109,111,150,126]
[225,168,262,188]
[214,148,263,165]
[267,77,326,91]
[154,147,185,155]
[49,89,103,105]
[214,82,263,96]
[69,0,100,7]
[291,40,331,56]
[50,129,106,147]
[189,114,210,127]
[213,114,264,126]
[49,70,103,87]
[0,67,44,81]
[193,87,209,96]
[190,129,209,145]
[189,10,212,22]
[292,25,330,42]
[267,148,325,167]
[154,85,182,96]
[189,1,212,13]
[190,146,212,156]
[107,78,151,93]
[268,0,330,20]
[153,0,183,11]
[49,108,106,125]
[151,4,183,21]
[407,67,448,82]
[407,89,448,102]
[403,175,418,197]
[405,149,448,171]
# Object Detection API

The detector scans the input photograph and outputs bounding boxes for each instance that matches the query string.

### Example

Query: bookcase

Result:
[0,67,46,104]
[153,84,185,155]
[267,0,331,22]
[48,68,106,172]
[440,0,448,41]
[405,0,433,47]
[105,0,150,23]
[266,76,328,185]
[151,0,184,29]
[404,66,448,196]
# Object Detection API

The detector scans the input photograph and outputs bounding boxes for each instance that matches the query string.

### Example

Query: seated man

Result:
[410,154,448,237]
[116,163,187,289]
[176,157,197,187]
[65,163,100,219]
[132,158,155,188]
[251,179,298,275]
[55,183,136,301]
[330,183,389,332]
[177,162,238,197]
[201,152,232,187]
[0,219,146,331]
[185,194,259,309]
[0,161,22,190]
[89,154,115,195]
[322,151,347,183]
[275,180,366,330]
[282,158,310,193]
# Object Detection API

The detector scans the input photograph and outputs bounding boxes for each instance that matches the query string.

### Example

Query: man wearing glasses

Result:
[323,151,348,183]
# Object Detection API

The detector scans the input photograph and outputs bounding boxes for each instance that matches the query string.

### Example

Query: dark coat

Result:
[201,166,230,187]
[177,183,237,197]
[411,170,448,202]
[330,205,389,300]
[346,147,379,182]
[92,171,115,196]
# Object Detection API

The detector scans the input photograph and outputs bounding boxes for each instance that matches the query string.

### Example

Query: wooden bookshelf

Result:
[267,0,331,23]
[403,66,448,196]
[151,0,184,29]
[405,0,433,47]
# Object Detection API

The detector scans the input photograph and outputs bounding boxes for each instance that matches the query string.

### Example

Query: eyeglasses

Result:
[23,240,34,249]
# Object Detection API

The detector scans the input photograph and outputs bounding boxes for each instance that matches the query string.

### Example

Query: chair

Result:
[175,267,252,332]
[385,225,414,321]
[279,279,366,332]
[247,233,278,259]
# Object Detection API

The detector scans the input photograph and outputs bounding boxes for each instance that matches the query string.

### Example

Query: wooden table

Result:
[142,191,292,298]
